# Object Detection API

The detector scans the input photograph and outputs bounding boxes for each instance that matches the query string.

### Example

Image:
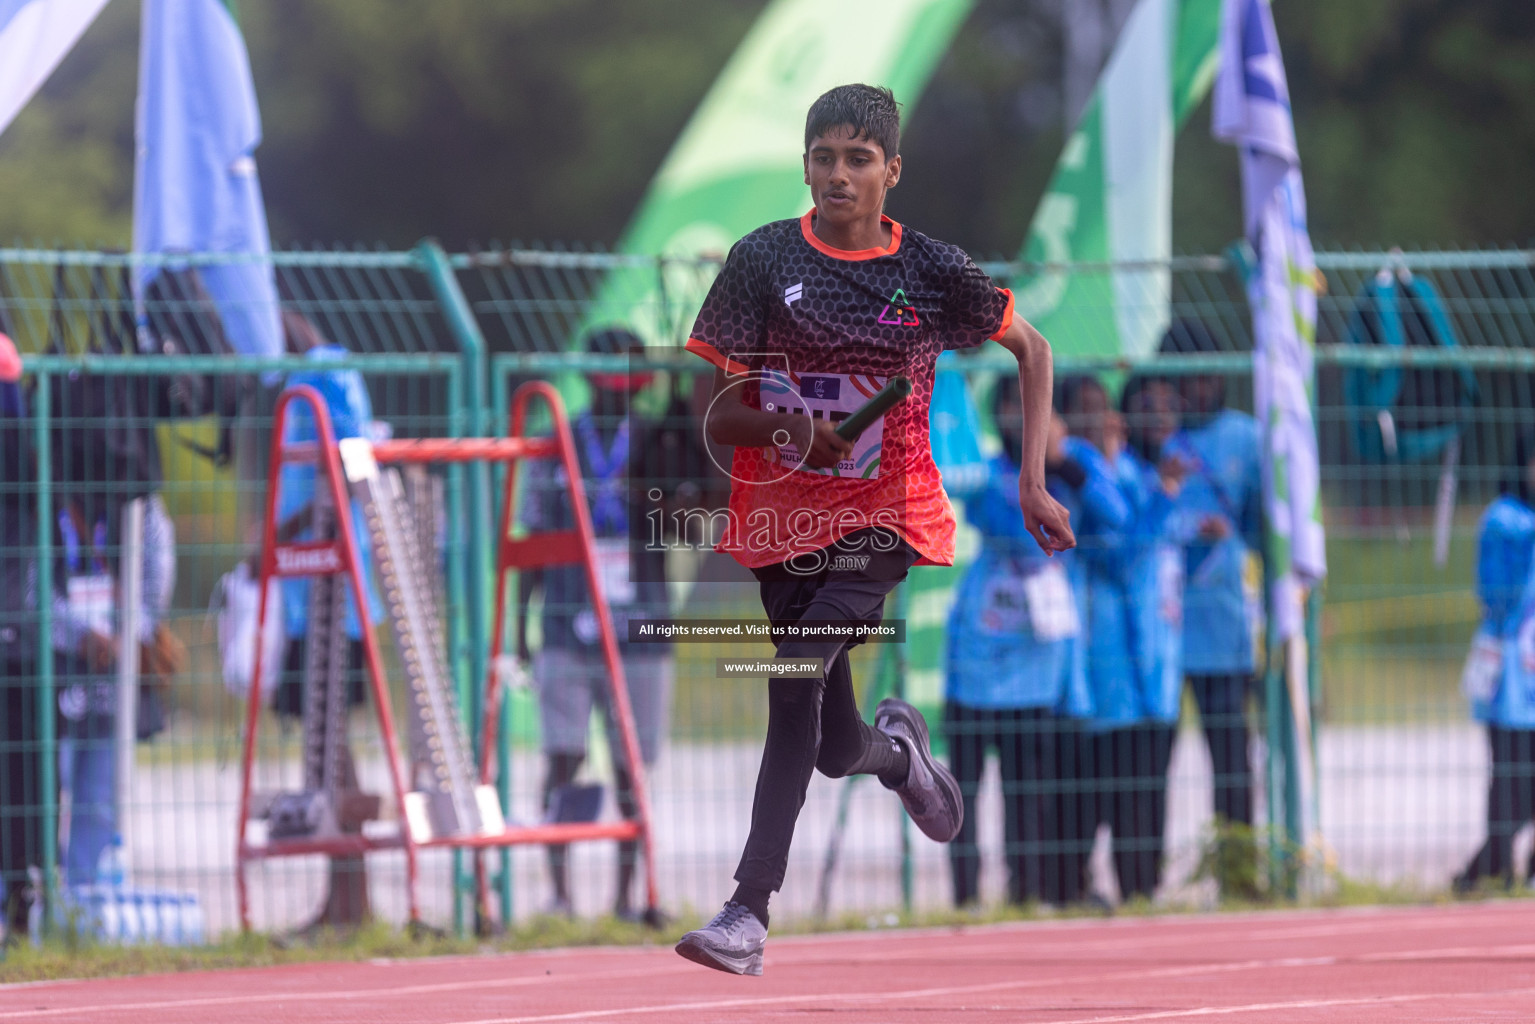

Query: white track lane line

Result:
[2,911,1528,1022]
[1062,986,1535,1023]
[759,908,1533,967]
[0,964,669,1021]
[440,942,1535,1024]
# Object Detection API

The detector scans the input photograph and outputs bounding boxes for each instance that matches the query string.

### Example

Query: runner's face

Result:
[803,127,900,231]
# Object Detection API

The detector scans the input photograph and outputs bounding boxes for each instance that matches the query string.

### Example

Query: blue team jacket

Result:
[944,456,1077,712]
[1163,410,1263,675]
[1058,437,1141,730]
[1472,494,1535,728]
[1116,449,1189,726]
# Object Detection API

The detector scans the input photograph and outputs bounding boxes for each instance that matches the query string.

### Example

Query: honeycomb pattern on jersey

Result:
[688,212,1013,569]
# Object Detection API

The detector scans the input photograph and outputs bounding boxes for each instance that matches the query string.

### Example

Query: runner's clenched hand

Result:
[795,417,853,470]
[1021,481,1075,555]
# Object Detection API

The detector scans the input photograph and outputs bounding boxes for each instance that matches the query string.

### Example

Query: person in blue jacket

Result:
[1051,375,1139,904]
[1453,429,1535,892]
[1097,375,1192,900]
[1159,321,1263,829]
[943,383,1089,907]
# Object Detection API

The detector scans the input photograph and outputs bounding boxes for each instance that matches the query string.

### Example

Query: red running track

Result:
[1,902,1531,1023]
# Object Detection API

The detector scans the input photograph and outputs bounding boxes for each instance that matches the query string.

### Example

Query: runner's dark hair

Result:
[805,84,900,160]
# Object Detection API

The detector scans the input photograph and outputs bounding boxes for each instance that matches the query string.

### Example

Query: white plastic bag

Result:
[212,562,285,702]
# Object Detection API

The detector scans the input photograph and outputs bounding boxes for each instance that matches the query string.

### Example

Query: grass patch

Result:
[0,914,673,984]
[1317,529,1480,725]
[6,872,1527,986]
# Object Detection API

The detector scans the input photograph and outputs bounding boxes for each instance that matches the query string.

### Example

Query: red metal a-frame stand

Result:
[235,381,660,931]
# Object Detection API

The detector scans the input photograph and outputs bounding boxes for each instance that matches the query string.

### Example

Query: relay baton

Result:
[834,376,912,442]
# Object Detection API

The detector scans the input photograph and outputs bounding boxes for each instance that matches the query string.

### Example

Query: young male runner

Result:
[675,84,1074,975]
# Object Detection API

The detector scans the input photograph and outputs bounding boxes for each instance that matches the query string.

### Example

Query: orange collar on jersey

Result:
[800,210,902,261]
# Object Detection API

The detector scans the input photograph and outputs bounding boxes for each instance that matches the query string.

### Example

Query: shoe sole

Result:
[675,935,764,976]
[877,698,963,843]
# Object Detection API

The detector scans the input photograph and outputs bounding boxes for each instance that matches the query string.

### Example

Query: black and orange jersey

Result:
[686,210,1014,568]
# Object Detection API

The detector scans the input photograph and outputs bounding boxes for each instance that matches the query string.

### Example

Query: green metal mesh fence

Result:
[1,244,1532,943]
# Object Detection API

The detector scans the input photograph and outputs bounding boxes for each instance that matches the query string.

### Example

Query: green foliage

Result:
[7,872,1526,984]
[238,0,764,247]
[0,0,138,246]
[1279,0,1535,245]
[0,2,1530,251]
[0,912,673,983]
[1193,819,1301,903]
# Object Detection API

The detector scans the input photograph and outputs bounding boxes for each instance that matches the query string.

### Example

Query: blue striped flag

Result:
[1213,0,1325,642]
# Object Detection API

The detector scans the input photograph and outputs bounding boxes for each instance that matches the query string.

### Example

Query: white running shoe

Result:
[876,697,964,843]
[674,901,767,976]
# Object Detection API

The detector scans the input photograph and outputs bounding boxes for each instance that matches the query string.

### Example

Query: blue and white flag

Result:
[133,0,280,357]
[0,0,111,136]
[1212,0,1324,642]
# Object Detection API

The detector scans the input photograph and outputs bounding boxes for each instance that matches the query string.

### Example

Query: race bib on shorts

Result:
[758,370,886,479]
[1022,561,1079,642]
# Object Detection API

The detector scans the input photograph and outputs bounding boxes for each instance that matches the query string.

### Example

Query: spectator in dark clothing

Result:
[518,327,674,922]
[0,334,41,942]
[1159,322,1264,830]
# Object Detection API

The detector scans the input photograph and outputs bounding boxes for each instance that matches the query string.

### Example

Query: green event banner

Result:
[1011,0,1222,358]
[901,0,1222,724]
[583,0,975,348]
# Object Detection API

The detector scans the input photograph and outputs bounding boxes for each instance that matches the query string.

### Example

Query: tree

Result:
[0,0,1529,250]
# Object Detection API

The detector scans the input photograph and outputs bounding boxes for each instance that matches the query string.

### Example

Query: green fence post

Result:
[1305,585,1323,870]
[414,240,492,935]
[1281,657,1302,899]
[441,364,472,929]
[31,369,58,928]
[1263,621,1286,895]
[489,360,514,926]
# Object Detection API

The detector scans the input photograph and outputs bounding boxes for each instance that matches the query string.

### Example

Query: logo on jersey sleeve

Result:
[878,288,920,326]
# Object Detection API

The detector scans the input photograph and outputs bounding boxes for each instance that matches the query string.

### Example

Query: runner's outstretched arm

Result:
[993,317,1076,554]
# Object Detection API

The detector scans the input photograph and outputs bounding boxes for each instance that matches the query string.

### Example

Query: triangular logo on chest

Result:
[878,288,920,327]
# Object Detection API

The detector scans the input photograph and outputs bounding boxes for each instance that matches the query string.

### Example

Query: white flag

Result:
[1213,0,1325,641]
[0,0,111,137]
